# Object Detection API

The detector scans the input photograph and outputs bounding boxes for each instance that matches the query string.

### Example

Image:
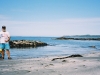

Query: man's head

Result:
[2,26,6,32]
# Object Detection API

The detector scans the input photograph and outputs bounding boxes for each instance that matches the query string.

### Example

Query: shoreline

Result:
[0,51,100,75]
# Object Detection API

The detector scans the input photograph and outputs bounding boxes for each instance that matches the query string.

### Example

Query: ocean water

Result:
[7,36,100,59]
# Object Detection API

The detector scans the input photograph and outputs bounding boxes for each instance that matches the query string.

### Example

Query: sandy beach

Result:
[0,51,100,75]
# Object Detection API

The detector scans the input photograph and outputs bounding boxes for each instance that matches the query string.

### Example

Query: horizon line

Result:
[11,34,100,37]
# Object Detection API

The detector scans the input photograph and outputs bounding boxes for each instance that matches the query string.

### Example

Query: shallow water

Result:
[5,36,100,59]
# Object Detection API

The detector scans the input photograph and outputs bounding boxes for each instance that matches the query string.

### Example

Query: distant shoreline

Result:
[56,37,100,41]
[55,35,100,41]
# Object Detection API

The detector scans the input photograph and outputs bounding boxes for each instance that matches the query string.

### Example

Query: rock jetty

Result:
[9,40,48,48]
[56,37,100,41]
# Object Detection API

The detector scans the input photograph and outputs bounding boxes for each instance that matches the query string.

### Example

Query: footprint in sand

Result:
[79,65,87,68]
[72,61,75,63]
[75,68,78,69]
[45,65,49,67]
[49,64,54,66]
[62,60,66,62]
[41,63,44,65]
[83,60,86,61]
[27,70,31,72]
[83,65,86,66]
[36,69,38,71]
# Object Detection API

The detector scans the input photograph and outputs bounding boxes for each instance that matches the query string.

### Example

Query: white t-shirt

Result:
[0,31,10,43]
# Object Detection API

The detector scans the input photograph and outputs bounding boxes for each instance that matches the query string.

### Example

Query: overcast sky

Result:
[0,0,100,36]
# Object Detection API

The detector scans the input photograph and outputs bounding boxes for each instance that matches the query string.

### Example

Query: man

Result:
[0,26,11,59]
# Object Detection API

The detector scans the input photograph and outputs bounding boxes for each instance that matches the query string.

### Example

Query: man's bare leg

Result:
[1,50,5,59]
[6,50,11,59]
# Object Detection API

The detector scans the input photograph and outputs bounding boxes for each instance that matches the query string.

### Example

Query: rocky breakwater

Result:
[55,37,100,41]
[9,40,48,48]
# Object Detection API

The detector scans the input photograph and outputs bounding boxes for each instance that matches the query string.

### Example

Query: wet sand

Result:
[0,52,100,75]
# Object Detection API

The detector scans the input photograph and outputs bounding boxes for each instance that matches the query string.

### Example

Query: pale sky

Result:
[0,0,100,36]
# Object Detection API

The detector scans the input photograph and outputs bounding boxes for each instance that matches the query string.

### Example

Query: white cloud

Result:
[0,16,100,26]
[1,18,100,26]
[0,17,100,36]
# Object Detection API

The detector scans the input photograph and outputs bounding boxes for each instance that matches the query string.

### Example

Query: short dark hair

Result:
[2,26,6,29]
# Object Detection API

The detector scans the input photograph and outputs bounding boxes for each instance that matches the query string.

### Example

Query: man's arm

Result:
[5,32,10,42]
[5,37,10,42]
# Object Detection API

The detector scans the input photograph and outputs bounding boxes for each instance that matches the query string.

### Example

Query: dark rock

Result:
[52,54,83,61]
[56,37,68,40]
[68,54,83,57]
[89,46,96,48]
[9,40,48,48]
